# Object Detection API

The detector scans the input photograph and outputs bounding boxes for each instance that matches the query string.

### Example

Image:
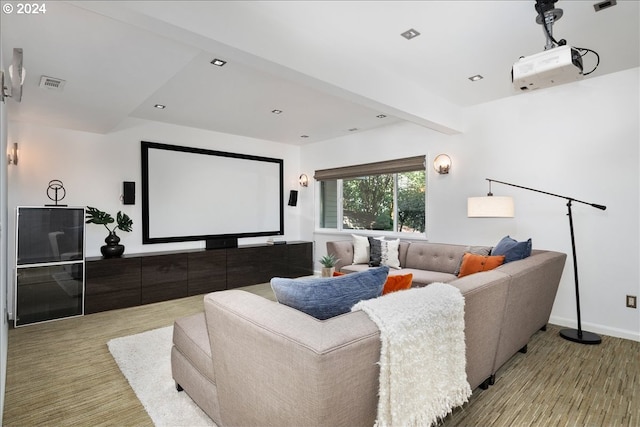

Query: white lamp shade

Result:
[467,196,515,218]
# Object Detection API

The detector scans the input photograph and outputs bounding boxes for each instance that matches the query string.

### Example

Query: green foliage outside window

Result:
[321,170,425,233]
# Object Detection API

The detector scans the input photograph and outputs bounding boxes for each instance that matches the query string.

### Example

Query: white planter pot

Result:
[321,267,335,277]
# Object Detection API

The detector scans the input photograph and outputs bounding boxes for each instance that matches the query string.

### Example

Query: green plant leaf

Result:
[116,211,133,233]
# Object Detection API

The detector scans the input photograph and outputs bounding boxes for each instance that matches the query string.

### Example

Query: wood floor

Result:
[3,284,639,427]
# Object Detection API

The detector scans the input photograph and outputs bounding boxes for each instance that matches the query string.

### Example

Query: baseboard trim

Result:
[549,316,640,342]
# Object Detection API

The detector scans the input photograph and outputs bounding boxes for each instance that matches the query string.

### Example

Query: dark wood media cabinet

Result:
[85,241,313,314]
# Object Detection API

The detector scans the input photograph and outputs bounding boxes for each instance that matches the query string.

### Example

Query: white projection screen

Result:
[141,141,284,245]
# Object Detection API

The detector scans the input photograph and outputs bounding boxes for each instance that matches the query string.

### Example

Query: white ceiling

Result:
[2,0,638,144]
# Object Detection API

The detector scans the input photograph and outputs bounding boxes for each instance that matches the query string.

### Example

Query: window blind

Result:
[314,155,425,181]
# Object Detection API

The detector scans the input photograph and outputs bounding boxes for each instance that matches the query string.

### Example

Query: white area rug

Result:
[108,326,215,427]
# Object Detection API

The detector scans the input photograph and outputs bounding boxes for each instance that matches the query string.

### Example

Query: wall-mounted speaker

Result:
[123,181,135,205]
[288,190,298,207]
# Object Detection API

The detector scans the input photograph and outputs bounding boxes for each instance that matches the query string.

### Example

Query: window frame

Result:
[314,156,427,238]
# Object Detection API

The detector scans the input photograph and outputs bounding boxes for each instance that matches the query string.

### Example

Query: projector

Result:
[512,45,583,91]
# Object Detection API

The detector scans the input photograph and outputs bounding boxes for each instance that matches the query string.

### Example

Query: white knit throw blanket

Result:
[352,283,472,427]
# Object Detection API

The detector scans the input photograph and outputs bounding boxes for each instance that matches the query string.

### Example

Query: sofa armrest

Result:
[450,270,510,389]
[492,250,567,372]
[326,240,354,272]
[205,290,380,427]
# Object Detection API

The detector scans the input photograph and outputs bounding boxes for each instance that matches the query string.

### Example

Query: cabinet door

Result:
[188,250,227,295]
[15,264,83,326]
[258,244,288,282]
[85,258,141,314]
[287,242,314,277]
[226,247,262,289]
[141,254,188,304]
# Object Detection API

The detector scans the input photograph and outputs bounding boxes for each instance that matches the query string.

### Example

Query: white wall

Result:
[302,68,640,341]
[6,117,303,318]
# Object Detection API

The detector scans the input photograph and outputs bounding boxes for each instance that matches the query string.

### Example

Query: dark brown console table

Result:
[85,241,313,314]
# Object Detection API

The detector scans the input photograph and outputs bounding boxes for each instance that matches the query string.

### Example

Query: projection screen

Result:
[141,141,284,244]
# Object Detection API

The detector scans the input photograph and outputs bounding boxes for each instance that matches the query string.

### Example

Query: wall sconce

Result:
[299,174,309,187]
[7,142,18,166]
[433,154,451,174]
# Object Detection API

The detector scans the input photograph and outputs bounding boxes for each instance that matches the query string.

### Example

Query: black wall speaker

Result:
[123,181,135,205]
[288,190,298,206]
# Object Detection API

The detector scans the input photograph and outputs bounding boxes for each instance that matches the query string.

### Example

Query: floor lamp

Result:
[468,178,606,345]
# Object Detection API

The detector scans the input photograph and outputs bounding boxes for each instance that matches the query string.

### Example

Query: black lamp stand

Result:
[487,179,605,345]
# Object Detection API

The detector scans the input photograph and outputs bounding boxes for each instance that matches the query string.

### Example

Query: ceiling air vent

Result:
[39,76,66,91]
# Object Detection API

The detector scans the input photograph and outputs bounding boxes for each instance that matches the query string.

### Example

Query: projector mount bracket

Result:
[534,0,565,50]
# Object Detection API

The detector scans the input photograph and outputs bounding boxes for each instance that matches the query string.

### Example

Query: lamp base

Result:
[559,328,601,345]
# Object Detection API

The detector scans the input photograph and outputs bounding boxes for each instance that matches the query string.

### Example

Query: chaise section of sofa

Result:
[205,290,382,427]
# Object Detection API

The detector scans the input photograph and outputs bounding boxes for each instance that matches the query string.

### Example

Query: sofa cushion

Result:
[368,236,382,266]
[335,270,412,294]
[367,237,401,269]
[380,238,401,269]
[173,313,215,383]
[404,242,467,274]
[457,253,505,278]
[453,246,492,275]
[352,234,370,264]
[382,273,413,294]
[491,236,532,263]
[403,269,458,286]
[271,266,388,320]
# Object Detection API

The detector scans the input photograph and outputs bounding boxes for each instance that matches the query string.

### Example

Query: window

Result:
[316,156,426,234]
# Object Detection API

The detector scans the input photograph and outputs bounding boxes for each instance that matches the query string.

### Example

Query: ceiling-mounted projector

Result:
[512,45,583,91]
[512,0,598,92]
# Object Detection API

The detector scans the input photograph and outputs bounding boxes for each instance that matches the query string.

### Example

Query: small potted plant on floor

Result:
[85,206,133,258]
[320,253,340,277]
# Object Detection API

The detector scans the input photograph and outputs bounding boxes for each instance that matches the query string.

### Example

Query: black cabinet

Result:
[85,241,313,313]
[187,250,227,295]
[15,207,85,327]
[85,257,141,314]
[141,253,189,304]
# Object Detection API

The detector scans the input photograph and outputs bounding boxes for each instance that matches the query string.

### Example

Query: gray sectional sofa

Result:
[170,239,566,427]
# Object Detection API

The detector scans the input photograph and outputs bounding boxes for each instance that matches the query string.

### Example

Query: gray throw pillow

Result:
[368,236,382,266]
[271,266,389,320]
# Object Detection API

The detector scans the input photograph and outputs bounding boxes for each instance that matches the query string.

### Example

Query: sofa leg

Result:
[479,374,495,390]
[176,382,184,392]
[519,344,528,354]
[540,324,547,332]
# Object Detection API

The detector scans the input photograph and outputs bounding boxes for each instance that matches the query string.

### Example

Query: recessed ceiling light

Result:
[271,109,283,114]
[376,114,387,119]
[154,104,166,109]
[210,58,227,67]
[468,75,484,82]
[401,29,420,40]
[300,135,309,138]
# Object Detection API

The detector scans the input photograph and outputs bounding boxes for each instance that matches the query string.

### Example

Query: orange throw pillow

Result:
[334,271,412,295]
[382,273,413,295]
[458,253,505,278]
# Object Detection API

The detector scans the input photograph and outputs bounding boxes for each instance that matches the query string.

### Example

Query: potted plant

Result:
[85,206,133,258]
[319,253,340,277]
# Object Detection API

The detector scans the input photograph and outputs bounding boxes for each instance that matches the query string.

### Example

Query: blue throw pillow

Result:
[271,266,389,320]
[491,236,532,263]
